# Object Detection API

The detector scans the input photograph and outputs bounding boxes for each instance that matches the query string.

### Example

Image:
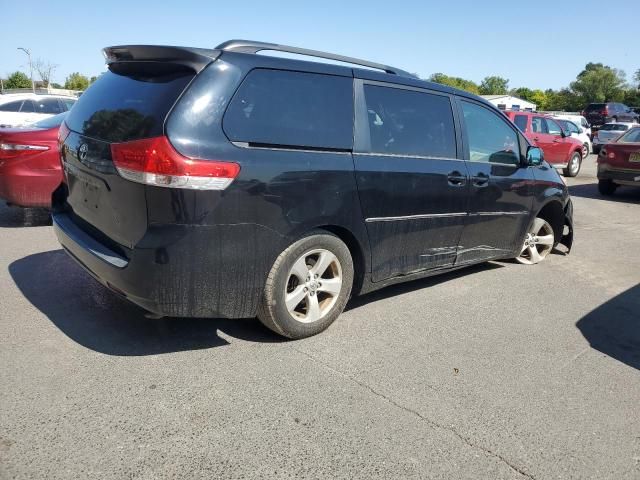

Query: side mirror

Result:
[560,129,570,138]
[527,146,544,166]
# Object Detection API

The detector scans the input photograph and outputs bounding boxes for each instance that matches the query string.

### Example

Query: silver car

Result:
[593,122,639,153]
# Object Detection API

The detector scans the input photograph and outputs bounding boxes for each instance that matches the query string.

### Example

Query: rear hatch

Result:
[61,48,214,248]
[584,103,606,125]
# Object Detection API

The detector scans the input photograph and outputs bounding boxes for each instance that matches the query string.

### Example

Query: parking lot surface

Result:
[1,155,639,479]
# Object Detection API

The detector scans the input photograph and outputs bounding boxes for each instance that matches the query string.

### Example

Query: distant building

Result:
[481,95,536,112]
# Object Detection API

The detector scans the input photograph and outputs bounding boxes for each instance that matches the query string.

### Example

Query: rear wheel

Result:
[598,179,617,196]
[582,143,589,158]
[563,152,581,177]
[515,217,554,265]
[257,231,354,339]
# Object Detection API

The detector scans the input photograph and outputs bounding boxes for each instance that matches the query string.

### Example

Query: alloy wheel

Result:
[515,218,554,265]
[284,249,343,323]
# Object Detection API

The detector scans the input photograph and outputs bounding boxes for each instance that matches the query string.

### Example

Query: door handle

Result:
[533,137,540,141]
[472,172,489,187]
[447,171,466,187]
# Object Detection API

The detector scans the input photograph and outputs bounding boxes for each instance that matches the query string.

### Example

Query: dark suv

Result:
[52,40,573,338]
[582,102,640,128]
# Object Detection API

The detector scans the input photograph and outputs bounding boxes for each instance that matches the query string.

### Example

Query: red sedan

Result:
[0,112,65,208]
[598,126,640,195]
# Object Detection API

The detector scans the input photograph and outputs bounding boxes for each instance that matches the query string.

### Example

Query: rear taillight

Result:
[110,136,240,190]
[601,107,608,115]
[0,142,50,159]
[607,150,616,159]
[58,122,71,145]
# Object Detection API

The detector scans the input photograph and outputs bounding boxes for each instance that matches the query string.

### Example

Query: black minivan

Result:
[53,40,573,338]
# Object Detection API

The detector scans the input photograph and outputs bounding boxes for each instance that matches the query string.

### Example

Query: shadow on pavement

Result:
[0,205,52,228]
[576,284,640,370]
[568,183,640,204]
[9,250,283,356]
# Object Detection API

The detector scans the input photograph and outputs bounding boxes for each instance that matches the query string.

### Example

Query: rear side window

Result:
[461,101,519,165]
[544,119,562,135]
[531,117,546,133]
[360,85,456,158]
[65,68,194,142]
[223,69,353,150]
[513,115,528,132]
[618,128,640,143]
[0,100,24,112]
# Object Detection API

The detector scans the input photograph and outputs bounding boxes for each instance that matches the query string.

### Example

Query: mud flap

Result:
[560,200,574,253]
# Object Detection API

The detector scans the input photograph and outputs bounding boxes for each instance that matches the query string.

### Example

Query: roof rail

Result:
[215,39,416,78]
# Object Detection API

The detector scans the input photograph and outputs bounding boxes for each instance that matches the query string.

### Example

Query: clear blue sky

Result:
[1,0,637,90]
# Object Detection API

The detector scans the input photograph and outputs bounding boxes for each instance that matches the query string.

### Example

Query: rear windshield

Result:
[585,103,605,112]
[65,67,194,142]
[617,128,640,143]
[600,124,629,131]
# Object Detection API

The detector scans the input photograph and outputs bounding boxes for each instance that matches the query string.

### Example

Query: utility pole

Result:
[17,47,35,93]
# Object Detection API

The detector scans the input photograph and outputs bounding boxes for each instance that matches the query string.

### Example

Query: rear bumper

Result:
[0,162,61,207]
[52,209,283,319]
[598,165,640,187]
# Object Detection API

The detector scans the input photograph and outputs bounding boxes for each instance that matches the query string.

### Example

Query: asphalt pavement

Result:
[1,155,639,479]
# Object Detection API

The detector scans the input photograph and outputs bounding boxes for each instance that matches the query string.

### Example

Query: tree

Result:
[479,76,509,95]
[34,59,57,88]
[5,71,32,89]
[429,73,480,94]
[634,69,640,89]
[570,63,626,103]
[64,72,89,91]
[51,82,63,89]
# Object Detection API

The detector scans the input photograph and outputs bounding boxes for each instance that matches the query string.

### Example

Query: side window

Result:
[0,100,24,112]
[544,118,562,136]
[360,85,456,158]
[581,118,589,128]
[567,122,580,134]
[20,100,35,113]
[33,98,63,114]
[531,117,546,134]
[223,69,353,150]
[513,115,528,132]
[461,101,519,165]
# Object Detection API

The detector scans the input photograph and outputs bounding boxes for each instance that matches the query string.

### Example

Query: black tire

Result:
[257,231,354,339]
[563,152,582,177]
[598,179,617,196]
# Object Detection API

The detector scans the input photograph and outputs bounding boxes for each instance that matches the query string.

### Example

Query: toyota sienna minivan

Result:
[52,40,573,338]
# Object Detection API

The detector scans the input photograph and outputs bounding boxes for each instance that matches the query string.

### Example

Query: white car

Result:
[0,94,76,127]
[555,118,592,158]
[553,113,592,138]
[592,122,639,154]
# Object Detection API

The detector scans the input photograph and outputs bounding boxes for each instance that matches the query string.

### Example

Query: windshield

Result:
[600,124,629,131]
[32,112,68,129]
[617,127,640,143]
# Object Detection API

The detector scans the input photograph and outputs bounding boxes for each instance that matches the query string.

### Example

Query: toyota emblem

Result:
[78,143,88,161]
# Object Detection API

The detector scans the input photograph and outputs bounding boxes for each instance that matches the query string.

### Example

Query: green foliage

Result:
[633,69,640,89]
[51,82,63,89]
[5,71,32,89]
[479,76,509,95]
[570,63,626,103]
[429,73,480,94]
[64,72,90,91]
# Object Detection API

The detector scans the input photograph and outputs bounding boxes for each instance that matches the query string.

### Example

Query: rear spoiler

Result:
[103,45,220,73]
